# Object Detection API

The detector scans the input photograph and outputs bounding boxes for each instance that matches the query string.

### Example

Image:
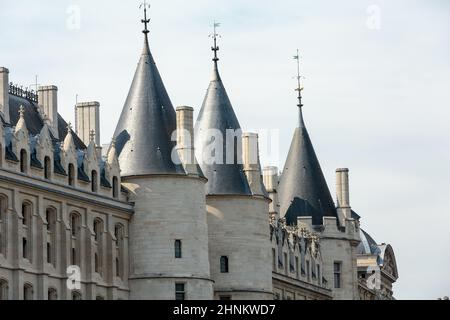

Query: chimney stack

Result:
[0,67,10,123]
[263,166,279,193]
[176,106,196,173]
[336,168,351,223]
[38,85,59,139]
[75,101,100,146]
[242,132,266,196]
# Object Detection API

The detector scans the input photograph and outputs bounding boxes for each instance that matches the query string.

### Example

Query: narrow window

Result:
[295,257,300,279]
[70,213,80,237]
[317,264,321,285]
[306,260,311,282]
[48,288,57,300]
[93,219,101,242]
[22,238,27,259]
[20,149,27,173]
[71,248,76,265]
[284,253,288,274]
[174,240,182,259]
[68,164,75,186]
[0,197,6,256]
[220,256,229,273]
[175,283,185,301]
[91,170,98,192]
[112,176,119,198]
[23,284,33,300]
[44,156,51,179]
[334,262,342,289]
[0,279,8,300]
[115,257,120,277]
[72,291,82,300]
[94,253,99,273]
[47,243,51,264]
[272,248,276,271]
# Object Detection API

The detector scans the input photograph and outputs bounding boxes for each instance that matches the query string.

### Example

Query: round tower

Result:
[194,28,273,300]
[113,9,212,299]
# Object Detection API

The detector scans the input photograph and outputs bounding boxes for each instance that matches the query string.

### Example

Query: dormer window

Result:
[44,156,51,179]
[91,170,98,192]
[68,164,75,186]
[20,149,27,173]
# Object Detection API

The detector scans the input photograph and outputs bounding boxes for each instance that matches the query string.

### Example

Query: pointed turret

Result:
[194,25,251,195]
[113,11,183,177]
[278,52,337,226]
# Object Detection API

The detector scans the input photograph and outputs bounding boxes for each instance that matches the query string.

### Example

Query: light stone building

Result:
[0,11,398,300]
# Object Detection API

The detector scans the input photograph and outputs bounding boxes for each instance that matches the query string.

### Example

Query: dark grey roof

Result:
[8,94,86,149]
[278,108,338,225]
[194,62,251,195]
[357,229,381,256]
[113,35,184,177]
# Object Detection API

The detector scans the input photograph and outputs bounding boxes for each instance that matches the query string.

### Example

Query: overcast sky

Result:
[1,0,449,299]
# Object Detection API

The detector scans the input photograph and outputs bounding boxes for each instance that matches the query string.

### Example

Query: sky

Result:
[1,0,449,299]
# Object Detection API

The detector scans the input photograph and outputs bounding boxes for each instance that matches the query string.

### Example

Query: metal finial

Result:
[19,105,25,118]
[90,129,96,142]
[140,1,151,35]
[210,21,221,63]
[293,49,304,109]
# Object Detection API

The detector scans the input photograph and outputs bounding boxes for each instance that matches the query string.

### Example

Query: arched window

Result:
[91,170,98,192]
[20,149,28,173]
[44,156,51,180]
[0,279,8,300]
[48,288,57,300]
[114,224,124,279]
[220,256,229,273]
[72,291,82,300]
[70,212,81,237]
[23,283,33,300]
[93,218,102,242]
[0,196,7,256]
[46,208,57,266]
[68,163,75,187]
[22,202,32,261]
[112,176,119,198]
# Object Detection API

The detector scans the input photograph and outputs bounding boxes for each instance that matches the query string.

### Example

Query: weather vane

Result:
[293,49,304,109]
[140,1,151,35]
[210,21,221,63]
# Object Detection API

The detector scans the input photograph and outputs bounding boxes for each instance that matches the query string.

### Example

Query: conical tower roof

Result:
[113,25,184,177]
[194,37,251,195]
[278,55,337,225]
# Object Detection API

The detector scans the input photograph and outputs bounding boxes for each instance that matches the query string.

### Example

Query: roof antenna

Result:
[140,1,151,36]
[210,21,221,65]
[293,49,305,127]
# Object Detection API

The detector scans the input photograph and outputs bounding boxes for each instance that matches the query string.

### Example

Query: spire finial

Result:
[140,1,150,35]
[89,129,96,142]
[19,105,25,118]
[67,122,73,134]
[210,21,221,64]
[293,49,304,109]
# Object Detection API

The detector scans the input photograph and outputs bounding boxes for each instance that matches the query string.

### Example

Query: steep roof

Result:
[113,35,184,177]
[194,61,251,195]
[278,108,338,225]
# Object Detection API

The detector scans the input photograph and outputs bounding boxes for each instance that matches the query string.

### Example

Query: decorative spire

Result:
[89,129,96,143]
[19,105,25,119]
[67,122,73,134]
[293,49,305,128]
[140,1,150,35]
[210,21,221,65]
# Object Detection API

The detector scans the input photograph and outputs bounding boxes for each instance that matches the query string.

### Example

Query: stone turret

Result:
[194,33,273,300]
[112,11,212,300]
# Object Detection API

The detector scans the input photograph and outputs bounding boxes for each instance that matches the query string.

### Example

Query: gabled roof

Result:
[113,34,184,177]
[194,62,251,195]
[277,108,338,225]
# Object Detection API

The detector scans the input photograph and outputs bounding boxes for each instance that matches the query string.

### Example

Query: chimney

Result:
[263,166,279,192]
[75,101,100,146]
[38,85,59,139]
[242,132,266,196]
[176,106,196,173]
[0,67,10,123]
[336,168,351,223]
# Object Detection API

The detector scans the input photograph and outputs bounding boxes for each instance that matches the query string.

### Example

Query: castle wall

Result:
[206,195,273,300]
[124,175,213,300]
